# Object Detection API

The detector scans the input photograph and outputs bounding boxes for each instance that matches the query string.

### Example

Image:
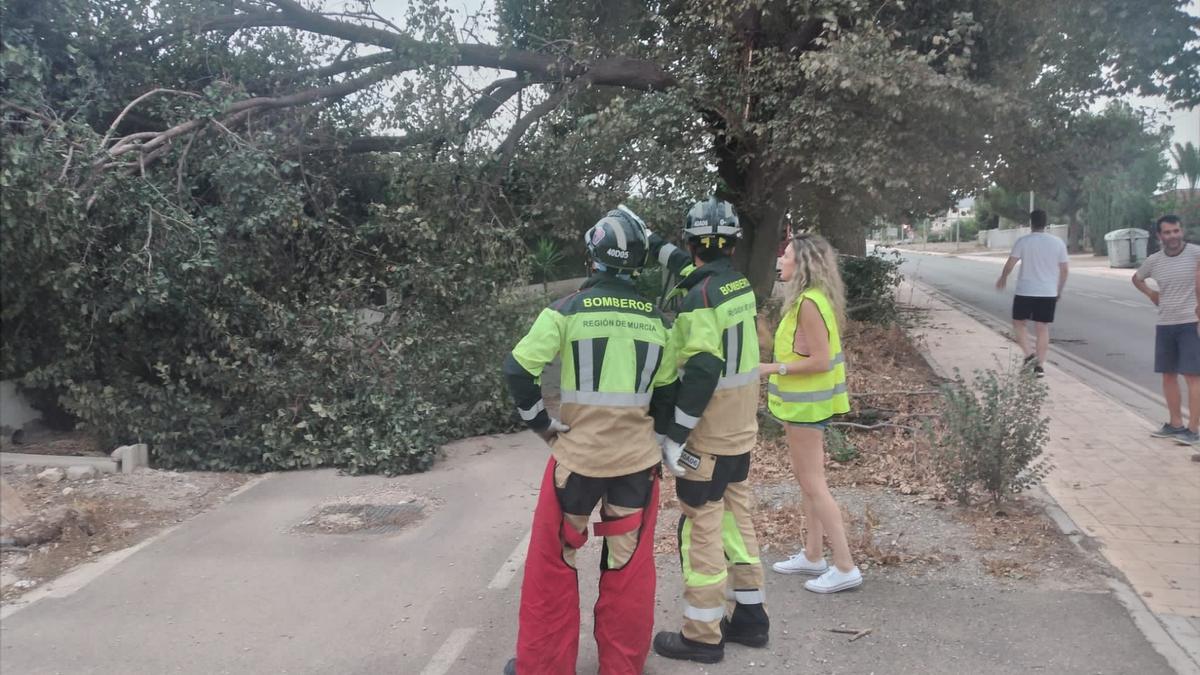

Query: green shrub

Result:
[932,363,1052,504]
[957,217,979,241]
[529,237,566,291]
[827,428,859,463]
[1,27,534,474]
[839,251,904,324]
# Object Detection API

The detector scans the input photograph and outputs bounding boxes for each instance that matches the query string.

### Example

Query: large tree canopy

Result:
[9,0,1197,290]
[2,0,1197,473]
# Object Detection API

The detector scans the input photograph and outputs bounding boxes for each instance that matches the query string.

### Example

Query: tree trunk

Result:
[822,220,867,256]
[711,133,784,303]
[814,192,866,256]
[1067,209,1084,254]
[723,155,787,304]
[735,201,786,305]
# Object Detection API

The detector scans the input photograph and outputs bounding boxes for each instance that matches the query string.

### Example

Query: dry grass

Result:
[956,500,1067,579]
[844,504,959,570]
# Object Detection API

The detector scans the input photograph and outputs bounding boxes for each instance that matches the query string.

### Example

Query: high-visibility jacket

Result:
[767,287,850,423]
[504,273,678,477]
[653,242,759,455]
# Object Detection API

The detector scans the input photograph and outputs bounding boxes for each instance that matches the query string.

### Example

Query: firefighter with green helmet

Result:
[648,197,770,664]
[501,205,679,675]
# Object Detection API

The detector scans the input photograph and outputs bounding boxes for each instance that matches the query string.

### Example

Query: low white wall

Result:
[0,381,40,431]
[984,225,1068,250]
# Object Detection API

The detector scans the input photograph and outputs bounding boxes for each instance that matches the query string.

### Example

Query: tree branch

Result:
[138,10,298,45]
[89,3,677,182]
[1,100,56,125]
[446,76,533,138]
[100,88,201,149]
[242,2,675,89]
[496,82,579,168]
[100,59,410,168]
[246,50,410,91]
[315,75,535,154]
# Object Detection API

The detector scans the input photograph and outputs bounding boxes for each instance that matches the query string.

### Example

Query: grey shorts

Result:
[1155,322,1200,374]
[788,419,830,430]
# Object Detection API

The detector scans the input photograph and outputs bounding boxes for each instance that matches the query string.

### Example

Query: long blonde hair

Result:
[780,233,847,328]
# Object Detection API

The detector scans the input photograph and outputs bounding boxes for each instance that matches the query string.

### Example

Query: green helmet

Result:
[683,197,741,249]
[584,205,650,272]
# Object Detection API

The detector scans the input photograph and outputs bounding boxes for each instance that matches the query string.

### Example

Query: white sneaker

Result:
[804,566,863,593]
[771,549,829,576]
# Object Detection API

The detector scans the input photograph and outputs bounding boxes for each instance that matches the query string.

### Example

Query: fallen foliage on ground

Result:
[957,500,1069,580]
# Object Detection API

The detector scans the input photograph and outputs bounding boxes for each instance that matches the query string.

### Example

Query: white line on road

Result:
[420,627,477,675]
[488,529,531,590]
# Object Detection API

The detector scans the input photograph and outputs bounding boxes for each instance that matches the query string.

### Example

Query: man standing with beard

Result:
[1133,214,1200,451]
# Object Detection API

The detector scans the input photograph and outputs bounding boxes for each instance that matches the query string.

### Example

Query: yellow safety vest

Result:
[767,288,850,423]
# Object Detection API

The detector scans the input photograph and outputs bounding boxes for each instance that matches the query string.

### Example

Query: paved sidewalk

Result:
[906,282,1200,666]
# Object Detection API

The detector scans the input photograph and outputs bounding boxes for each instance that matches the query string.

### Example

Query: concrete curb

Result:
[1031,487,1200,674]
[903,281,1200,675]
[0,452,118,473]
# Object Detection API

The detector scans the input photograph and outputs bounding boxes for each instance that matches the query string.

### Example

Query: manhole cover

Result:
[295,502,424,535]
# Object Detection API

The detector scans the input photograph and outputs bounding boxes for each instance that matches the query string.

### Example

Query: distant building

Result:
[1153,188,1196,206]
[930,197,976,234]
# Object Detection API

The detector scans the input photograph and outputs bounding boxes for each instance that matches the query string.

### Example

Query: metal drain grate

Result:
[295,502,424,535]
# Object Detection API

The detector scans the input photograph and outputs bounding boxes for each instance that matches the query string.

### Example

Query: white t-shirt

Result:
[1011,232,1069,297]
[1136,243,1200,325]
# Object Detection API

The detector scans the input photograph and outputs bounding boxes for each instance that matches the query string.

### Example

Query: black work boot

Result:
[652,631,724,663]
[722,616,769,648]
[502,657,516,675]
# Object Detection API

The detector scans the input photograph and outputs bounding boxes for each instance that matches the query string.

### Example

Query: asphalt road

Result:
[0,437,1178,675]
[898,250,1167,422]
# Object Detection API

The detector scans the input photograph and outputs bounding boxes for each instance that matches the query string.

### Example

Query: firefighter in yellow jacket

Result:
[502,206,679,675]
[648,197,769,664]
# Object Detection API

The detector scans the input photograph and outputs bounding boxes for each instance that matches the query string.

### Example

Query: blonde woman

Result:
[758,233,862,593]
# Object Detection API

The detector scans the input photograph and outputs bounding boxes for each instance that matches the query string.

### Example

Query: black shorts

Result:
[674,452,751,508]
[555,465,655,515]
[1012,295,1057,323]
[1154,323,1200,374]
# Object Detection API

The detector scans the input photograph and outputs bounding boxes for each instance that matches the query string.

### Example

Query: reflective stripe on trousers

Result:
[677,479,766,645]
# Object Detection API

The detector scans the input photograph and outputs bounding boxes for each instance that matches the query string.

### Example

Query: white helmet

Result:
[682,197,741,246]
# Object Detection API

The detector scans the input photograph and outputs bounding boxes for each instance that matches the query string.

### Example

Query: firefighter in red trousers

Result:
[501,206,680,675]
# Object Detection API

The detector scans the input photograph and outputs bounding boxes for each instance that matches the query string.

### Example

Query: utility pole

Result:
[1029,191,1035,213]
[955,217,961,251]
